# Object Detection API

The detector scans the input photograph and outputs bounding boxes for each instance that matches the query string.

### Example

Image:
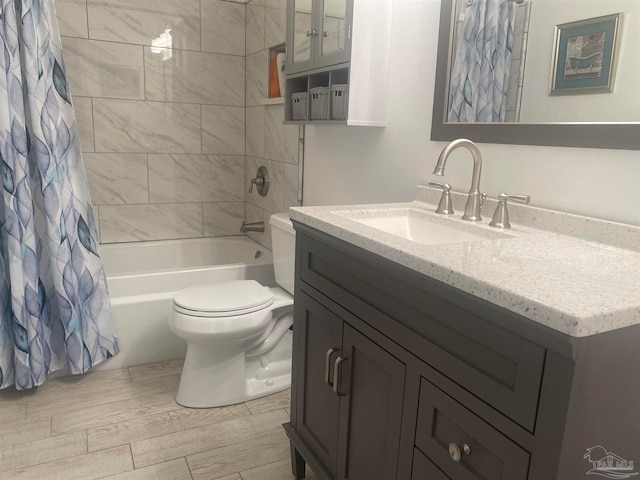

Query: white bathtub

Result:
[98,237,275,370]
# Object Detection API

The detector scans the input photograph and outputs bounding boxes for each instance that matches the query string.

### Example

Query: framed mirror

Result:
[431,0,640,150]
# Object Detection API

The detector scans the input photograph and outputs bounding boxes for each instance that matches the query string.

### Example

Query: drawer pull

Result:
[325,348,338,386]
[448,443,471,462]
[333,356,347,396]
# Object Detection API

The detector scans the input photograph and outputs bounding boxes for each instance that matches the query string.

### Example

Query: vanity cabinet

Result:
[284,222,640,480]
[290,292,405,479]
[284,0,391,125]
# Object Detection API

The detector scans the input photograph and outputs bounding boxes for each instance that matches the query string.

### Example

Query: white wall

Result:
[520,0,640,122]
[302,0,640,226]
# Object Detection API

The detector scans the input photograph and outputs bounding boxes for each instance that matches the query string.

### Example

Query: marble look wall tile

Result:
[202,106,245,155]
[72,96,94,152]
[265,0,286,9]
[283,163,301,209]
[99,204,203,243]
[201,0,245,56]
[245,203,271,250]
[145,48,245,106]
[203,202,245,237]
[148,155,245,203]
[246,107,265,158]
[56,0,89,38]
[83,153,148,205]
[93,99,201,154]
[62,37,144,99]
[246,6,265,56]
[246,50,268,107]
[264,105,298,164]
[246,157,283,214]
[87,0,200,51]
[265,7,286,48]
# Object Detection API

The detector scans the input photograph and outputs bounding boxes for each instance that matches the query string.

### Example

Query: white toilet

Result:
[169,213,296,408]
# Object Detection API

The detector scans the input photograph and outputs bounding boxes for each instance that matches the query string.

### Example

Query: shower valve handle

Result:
[248,166,269,196]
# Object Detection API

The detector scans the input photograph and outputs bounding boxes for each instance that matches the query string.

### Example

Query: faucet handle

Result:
[489,193,530,229]
[428,181,454,215]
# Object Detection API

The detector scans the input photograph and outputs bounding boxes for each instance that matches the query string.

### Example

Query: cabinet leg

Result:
[290,444,306,479]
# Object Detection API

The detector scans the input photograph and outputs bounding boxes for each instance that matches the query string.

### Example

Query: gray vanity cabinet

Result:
[289,290,405,480]
[284,221,640,480]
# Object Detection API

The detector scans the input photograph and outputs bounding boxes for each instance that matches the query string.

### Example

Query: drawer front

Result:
[415,378,530,480]
[298,231,545,431]
[412,448,451,480]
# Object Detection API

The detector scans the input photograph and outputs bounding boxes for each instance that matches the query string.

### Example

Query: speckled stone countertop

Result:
[289,186,640,338]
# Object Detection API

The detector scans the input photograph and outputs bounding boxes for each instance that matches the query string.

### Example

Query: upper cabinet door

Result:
[314,0,352,69]
[287,0,316,74]
[287,0,352,75]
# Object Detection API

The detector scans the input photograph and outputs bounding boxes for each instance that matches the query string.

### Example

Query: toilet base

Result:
[176,329,292,408]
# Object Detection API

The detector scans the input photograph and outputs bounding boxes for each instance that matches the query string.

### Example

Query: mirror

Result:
[292,0,312,64]
[320,0,347,57]
[431,0,640,150]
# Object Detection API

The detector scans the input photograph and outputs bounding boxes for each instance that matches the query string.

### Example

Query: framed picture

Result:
[549,13,622,95]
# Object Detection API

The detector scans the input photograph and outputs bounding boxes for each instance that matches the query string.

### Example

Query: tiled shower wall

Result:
[54,0,300,247]
[245,0,300,250]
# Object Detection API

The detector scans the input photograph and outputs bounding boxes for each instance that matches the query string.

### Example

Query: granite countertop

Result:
[289,186,640,338]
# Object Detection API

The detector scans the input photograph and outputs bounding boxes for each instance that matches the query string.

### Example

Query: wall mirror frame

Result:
[431,0,640,150]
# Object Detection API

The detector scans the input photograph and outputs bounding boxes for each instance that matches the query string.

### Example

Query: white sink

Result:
[335,208,502,246]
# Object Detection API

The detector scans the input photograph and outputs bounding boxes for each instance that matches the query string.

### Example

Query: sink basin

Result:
[334,208,501,246]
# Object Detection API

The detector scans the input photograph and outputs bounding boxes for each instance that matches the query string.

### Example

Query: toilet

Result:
[169,213,296,408]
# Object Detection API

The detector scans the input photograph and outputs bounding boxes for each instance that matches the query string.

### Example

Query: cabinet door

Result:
[287,0,316,74]
[314,0,352,69]
[336,324,406,480]
[294,292,343,477]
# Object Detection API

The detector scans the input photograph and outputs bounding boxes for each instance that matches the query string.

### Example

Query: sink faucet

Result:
[432,139,486,221]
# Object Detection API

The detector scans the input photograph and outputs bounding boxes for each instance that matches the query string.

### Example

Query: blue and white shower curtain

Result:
[447,0,516,122]
[0,0,118,390]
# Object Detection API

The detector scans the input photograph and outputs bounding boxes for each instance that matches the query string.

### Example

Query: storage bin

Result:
[310,86,329,120]
[291,92,308,121]
[330,84,348,120]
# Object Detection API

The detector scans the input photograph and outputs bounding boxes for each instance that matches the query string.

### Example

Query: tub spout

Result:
[240,221,265,233]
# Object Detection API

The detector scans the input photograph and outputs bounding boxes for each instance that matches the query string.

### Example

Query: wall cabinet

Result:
[287,0,351,75]
[284,0,391,126]
[284,222,640,480]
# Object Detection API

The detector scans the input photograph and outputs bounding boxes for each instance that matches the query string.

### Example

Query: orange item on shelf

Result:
[269,56,281,98]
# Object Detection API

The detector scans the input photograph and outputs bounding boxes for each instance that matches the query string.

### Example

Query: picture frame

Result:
[549,13,622,95]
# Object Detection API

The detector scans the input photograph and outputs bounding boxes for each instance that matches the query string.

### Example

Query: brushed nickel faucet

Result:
[432,139,486,221]
[240,221,265,233]
[489,193,530,229]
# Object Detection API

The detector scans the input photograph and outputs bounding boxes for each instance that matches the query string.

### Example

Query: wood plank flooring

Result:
[0,359,316,480]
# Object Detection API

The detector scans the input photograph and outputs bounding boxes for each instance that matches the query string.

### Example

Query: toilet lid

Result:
[173,280,274,314]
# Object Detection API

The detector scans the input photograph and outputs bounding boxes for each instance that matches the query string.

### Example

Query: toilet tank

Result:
[269,213,296,295]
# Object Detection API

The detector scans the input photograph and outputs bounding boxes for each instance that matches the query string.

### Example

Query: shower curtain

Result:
[447,0,516,122]
[0,0,118,390]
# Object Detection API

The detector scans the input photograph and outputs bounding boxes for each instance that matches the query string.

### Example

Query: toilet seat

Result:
[173,280,275,318]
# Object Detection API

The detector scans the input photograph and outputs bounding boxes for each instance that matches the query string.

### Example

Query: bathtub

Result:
[98,237,275,370]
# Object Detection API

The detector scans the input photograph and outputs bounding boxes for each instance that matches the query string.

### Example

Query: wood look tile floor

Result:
[0,359,316,480]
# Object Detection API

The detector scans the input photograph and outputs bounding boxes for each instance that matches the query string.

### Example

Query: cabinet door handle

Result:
[448,443,471,462]
[306,30,318,37]
[333,356,347,396]
[325,347,338,386]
